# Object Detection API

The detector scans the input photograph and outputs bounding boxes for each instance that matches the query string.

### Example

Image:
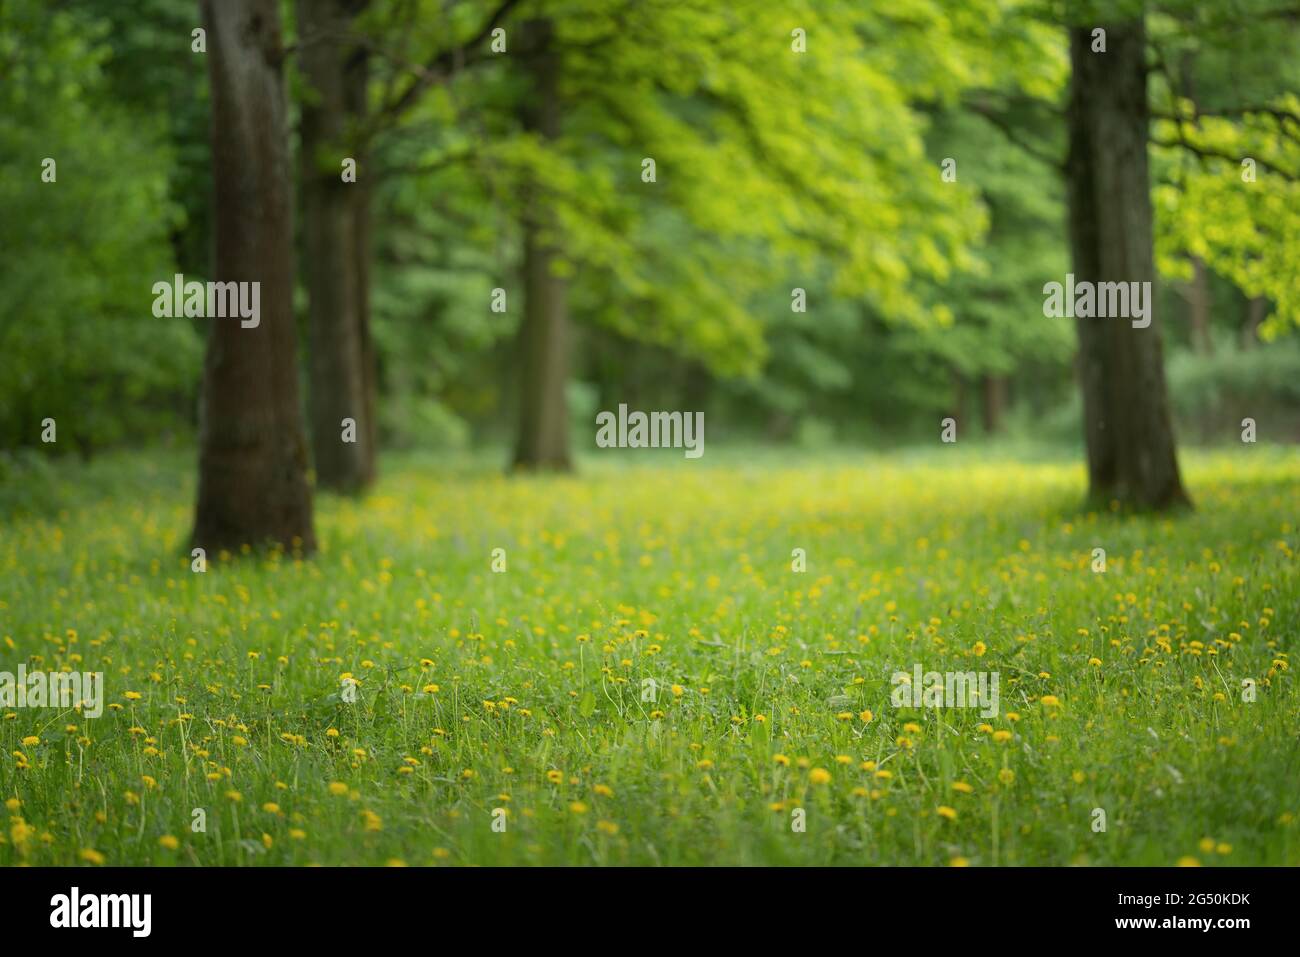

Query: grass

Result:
[1,445,1297,866]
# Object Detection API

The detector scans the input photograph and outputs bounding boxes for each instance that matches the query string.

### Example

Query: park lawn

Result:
[0,446,1297,866]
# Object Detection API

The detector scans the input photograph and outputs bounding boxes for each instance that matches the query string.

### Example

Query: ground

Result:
[1,446,1297,865]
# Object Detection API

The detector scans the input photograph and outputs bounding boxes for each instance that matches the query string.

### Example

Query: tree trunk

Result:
[512,18,572,472]
[981,374,1007,434]
[1188,256,1214,355]
[299,0,376,494]
[1065,20,1190,510]
[1242,295,1266,348]
[193,0,316,553]
[950,370,968,431]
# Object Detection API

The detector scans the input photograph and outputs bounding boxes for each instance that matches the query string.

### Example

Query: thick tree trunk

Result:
[981,374,1007,434]
[193,0,316,553]
[512,18,572,472]
[299,0,376,493]
[1065,20,1190,510]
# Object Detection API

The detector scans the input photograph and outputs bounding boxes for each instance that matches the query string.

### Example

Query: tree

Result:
[512,17,572,471]
[192,0,316,553]
[485,0,1017,468]
[298,0,377,493]
[1065,19,1190,509]
[293,0,522,483]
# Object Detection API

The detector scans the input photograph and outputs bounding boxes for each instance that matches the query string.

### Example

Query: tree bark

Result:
[981,374,1007,434]
[1242,295,1266,348]
[512,18,573,472]
[193,0,316,553]
[1188,256,1214,355]
[950,370,968,431]
[299,0,376,493]
[1065,20,1190,510]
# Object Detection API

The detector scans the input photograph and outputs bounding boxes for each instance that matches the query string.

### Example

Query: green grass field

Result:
[2,447,1297,866]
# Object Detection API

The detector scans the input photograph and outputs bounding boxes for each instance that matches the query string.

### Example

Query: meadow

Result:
[1,446,1297,866]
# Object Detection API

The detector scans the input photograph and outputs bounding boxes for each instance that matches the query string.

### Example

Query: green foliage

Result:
[1168,342,1300,442]
[0,0,199,453]
[1148,2,1300,337]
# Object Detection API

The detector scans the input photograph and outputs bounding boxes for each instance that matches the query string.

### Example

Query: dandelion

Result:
[809,767,832,785]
